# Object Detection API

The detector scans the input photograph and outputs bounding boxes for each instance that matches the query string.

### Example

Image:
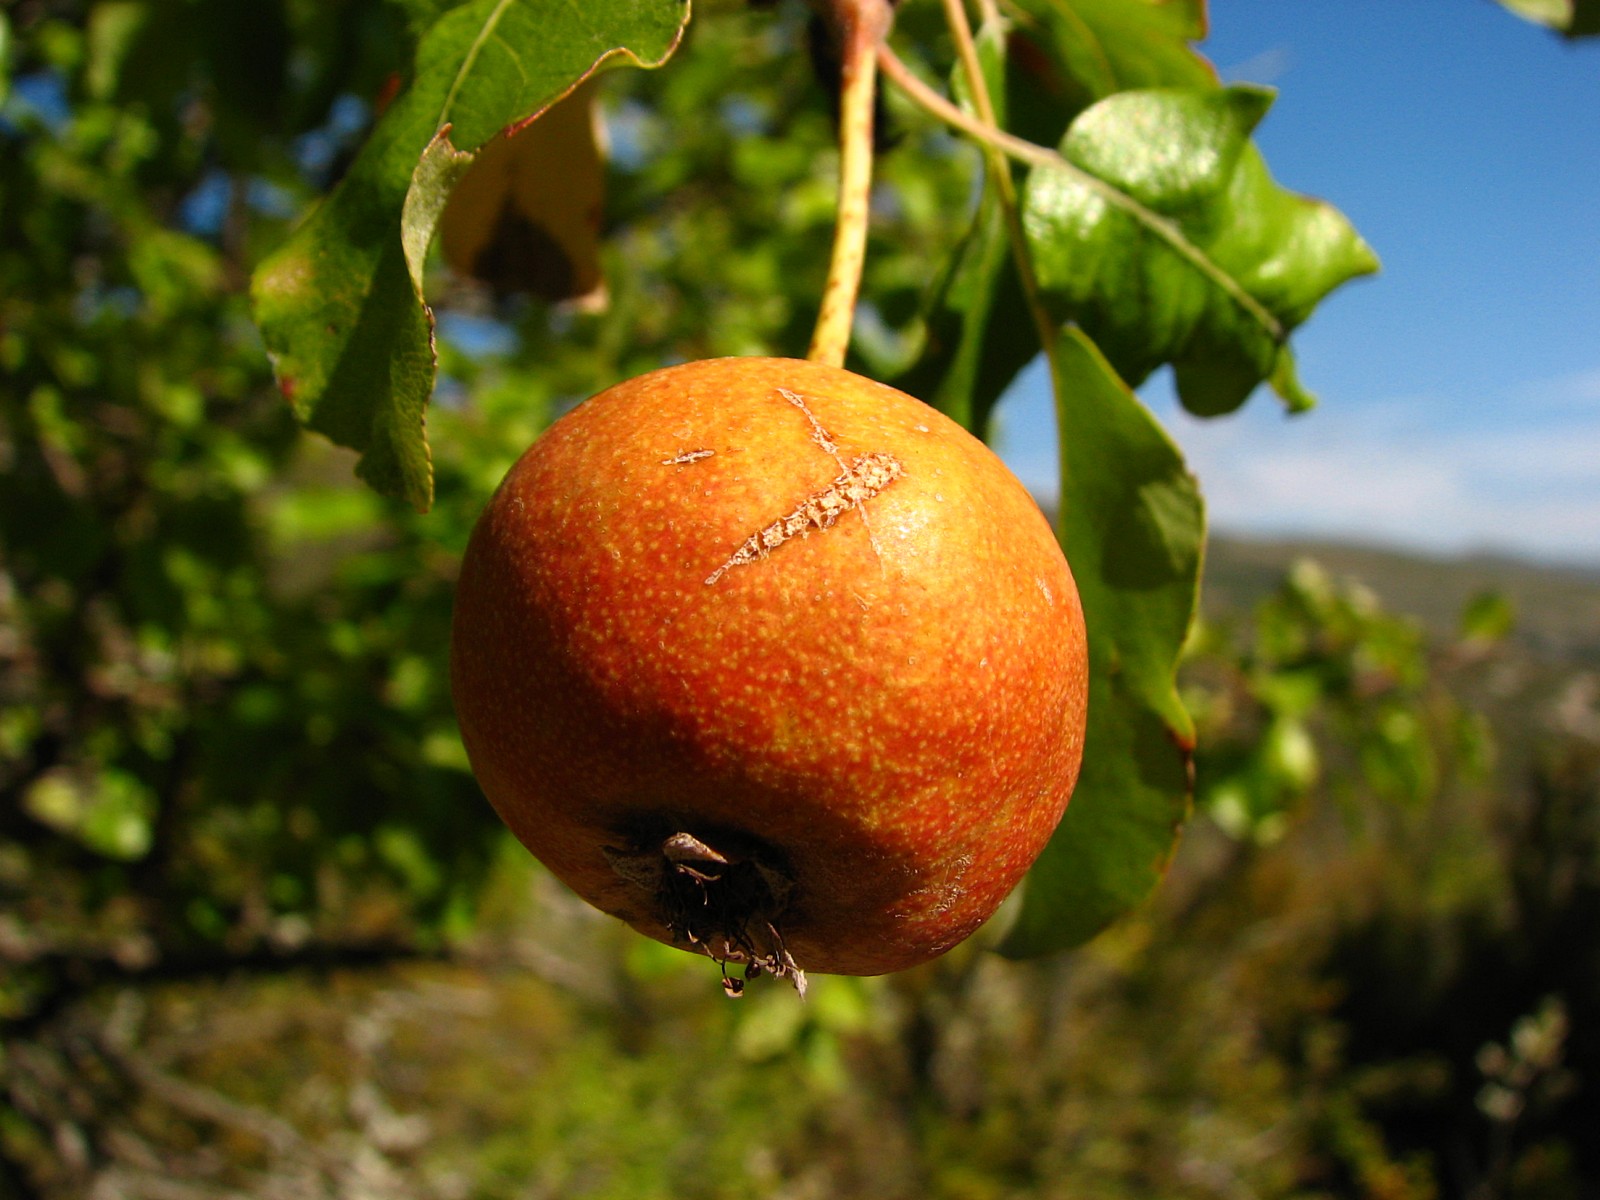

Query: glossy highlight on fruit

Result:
[450,357,1088,985]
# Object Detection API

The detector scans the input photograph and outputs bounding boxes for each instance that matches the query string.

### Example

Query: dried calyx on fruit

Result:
[449,357,1088,992]
[605,830,802,995]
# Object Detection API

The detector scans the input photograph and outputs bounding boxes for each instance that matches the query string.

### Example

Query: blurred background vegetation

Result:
[3,1,1599,1197]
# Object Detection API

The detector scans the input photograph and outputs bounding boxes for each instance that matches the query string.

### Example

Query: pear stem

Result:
[807,0,892,368]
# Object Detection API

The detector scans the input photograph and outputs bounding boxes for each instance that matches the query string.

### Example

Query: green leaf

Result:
[1497,0,1600,37]
[403,126,477,297]
[896,193,1037,434]
[1001,328,1201,956]
[1006,0,1216,136]
[1021,86,1379,416]
[898,0,1222,427]
[251,0,688,510]
[24,768,157,861]
[84,1,193,105]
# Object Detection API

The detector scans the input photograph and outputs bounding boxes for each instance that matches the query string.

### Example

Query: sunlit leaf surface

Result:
[1022,85,1378,416]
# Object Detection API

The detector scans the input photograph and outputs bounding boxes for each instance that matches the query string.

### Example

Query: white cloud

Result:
[1520,365,1600,408]
[1220,45,1294,87]
[994,362,1600,567]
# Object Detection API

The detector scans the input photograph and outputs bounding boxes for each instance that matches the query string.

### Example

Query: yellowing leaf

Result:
[440,79,607,304]
[1497,0,1600,37]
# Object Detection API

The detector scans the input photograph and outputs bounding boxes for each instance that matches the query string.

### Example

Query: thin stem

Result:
[878,42,1046,167]
[808,0,891,367]
[934,0,1057,358]
[877,42,1286,345]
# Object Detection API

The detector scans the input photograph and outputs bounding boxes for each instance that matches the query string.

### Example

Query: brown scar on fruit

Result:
[705,451,902,585]
[778,387,840,458]
[661,449,715,466]
[704,388,902,586]
[777,387,892,571]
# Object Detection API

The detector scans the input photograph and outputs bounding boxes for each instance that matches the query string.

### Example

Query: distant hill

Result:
[1202,534,1600,667]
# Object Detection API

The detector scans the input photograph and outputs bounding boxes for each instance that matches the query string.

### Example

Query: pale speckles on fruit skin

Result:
[451,357,1088,977]
[696,384,905,587]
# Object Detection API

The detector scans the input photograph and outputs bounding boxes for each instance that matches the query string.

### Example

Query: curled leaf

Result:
[251,0,687,510]
[440,79,608,304]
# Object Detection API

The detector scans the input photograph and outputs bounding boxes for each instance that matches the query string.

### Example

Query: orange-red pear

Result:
[450,357,1087,988]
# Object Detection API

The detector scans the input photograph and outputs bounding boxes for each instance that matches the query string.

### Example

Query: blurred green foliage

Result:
[0,2,496,1011]
[1187,559,1489,846]
[3,2,1599,1198]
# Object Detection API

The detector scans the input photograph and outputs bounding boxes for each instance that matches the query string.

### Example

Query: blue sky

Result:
[993,0,1600,567]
